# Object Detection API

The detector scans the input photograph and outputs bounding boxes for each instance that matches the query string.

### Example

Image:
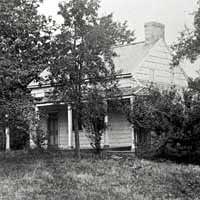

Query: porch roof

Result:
[33,86,144,106]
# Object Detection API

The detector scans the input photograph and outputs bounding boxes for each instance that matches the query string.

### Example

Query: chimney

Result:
[144,22,165,44]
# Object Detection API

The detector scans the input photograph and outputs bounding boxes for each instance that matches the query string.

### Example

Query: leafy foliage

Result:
[171,2,200,66]
[125,87,200,158]
[49,0,135,158]
[82,89,107,155]
[0,0,54,150]
[170,2,200,160]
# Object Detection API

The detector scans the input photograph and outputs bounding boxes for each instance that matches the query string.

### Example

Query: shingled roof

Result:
[113,41,152,74]
[28,21,188,90]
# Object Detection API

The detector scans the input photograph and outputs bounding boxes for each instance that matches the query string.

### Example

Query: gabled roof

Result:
[28,38,188,89]
[28,67,51,89]
[114,38,188,88]
[28,41,153,89]
[113,41,153,74]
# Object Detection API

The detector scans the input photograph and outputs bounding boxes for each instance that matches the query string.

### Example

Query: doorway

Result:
[48,113,58,147]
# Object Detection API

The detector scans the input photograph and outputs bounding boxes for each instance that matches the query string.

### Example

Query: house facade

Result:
[28,22,188,150]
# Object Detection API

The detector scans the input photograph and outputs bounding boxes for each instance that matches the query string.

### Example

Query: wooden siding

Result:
[135,39,187,87]
[173,67,187,86]
[108,111,132,147]
[72,129,105,149]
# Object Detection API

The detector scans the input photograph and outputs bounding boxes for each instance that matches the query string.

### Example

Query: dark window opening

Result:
[72,112,83,131]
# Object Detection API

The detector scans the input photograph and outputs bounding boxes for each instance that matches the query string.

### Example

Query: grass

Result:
[0,150,200,200]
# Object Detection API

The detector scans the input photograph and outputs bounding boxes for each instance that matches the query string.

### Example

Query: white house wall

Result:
[173,67,188,86]
[108,111,132,147]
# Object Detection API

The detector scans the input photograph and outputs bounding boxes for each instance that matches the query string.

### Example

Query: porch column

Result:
[30,105,39,149]
[5,114,10,151]
[68,104,73,148]
[130,96,135,152]
[104,101,109,148]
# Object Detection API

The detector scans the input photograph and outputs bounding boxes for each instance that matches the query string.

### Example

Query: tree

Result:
[82,89,107,155]
[49,0,135,158]
[171,2,200,96]
[171,2,200,66]
[169,3,200,161]
[0,0,54,150]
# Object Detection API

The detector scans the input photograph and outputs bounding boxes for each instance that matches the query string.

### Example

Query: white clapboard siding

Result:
[108,111,132,147]
[174,67,187,86]
[72,130,105,149]
[134,39,187,87]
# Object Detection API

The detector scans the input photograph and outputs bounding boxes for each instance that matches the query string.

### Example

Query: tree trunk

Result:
[74,111,80,159]
[95,133,101,155]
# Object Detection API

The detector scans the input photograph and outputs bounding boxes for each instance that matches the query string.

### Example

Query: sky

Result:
[38,0,199,78]
[39,0,198,44]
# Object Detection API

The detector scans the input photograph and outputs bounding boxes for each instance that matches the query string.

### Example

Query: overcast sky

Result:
[39,0,198,44]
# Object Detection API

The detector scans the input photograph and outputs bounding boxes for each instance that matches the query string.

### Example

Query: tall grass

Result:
[0,150,200,199]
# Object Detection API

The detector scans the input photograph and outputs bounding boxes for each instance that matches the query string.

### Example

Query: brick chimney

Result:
[144,22,165,44]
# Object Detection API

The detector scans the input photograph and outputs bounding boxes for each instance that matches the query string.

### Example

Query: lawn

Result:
[0,150,200,200]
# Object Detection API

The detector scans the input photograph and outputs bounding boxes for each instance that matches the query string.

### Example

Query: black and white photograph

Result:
[0,0,200,199]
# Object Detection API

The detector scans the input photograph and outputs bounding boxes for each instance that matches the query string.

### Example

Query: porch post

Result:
[5,127,10,151]
[68,104,73,149]
[30,105,39,149]
[130,96,135,152]
[104,101,109,148]
[5,113,10,151]
[4,114,10,151]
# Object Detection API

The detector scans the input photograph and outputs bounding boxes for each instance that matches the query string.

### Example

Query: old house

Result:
[28,22,188,150]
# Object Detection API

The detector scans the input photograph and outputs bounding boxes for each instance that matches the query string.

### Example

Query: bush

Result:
[31,128,47,149]
[82,91,107,155]
[125,87,200,160]
[10,124,29,150]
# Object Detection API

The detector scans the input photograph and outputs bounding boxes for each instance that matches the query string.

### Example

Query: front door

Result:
[48,113,58,147]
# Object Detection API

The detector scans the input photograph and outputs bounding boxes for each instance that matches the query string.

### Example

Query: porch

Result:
[31,99,136,150]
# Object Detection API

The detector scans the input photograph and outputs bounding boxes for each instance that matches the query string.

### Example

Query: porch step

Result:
[103,149,135,160]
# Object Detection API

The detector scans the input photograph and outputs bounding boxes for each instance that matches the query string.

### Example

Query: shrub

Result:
[124,87,200,160]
